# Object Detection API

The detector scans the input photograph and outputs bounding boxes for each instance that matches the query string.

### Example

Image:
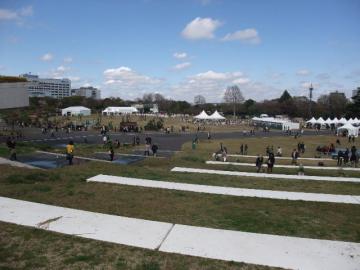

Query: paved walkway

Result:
[171,167,360,183]
[228,154,334,161]
[0,157,39,169]
[206,160,360,171]
[87,174,360,204]
[0,196,359,270]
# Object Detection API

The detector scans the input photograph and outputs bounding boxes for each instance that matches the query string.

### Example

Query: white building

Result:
[20,73,71,99]
[0,79,29,109]
[102,106,138,115]
[61,106,91,116]
[71,86,101,100]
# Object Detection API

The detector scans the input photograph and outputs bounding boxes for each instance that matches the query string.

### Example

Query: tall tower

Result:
[308,83,314,117]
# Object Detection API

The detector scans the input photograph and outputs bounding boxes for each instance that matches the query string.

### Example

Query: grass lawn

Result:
[0,134,359,269]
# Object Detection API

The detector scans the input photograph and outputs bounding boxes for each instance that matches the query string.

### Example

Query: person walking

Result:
[66,141,74,165]
[291,149,299,165]
[350,146,357,167]
[255,154,264,173]
[267,152,275,173]
[244,144,248,155]
[109,146,114,161]
[240,144,244,155]
[151,144,158,157]
[7,137,17,161]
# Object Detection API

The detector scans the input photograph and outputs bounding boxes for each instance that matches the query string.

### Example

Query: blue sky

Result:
[0,0,359,102]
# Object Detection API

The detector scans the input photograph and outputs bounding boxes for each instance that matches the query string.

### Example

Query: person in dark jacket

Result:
[151,144,158,157]
[267,153,275,173]
[255,154,264,173]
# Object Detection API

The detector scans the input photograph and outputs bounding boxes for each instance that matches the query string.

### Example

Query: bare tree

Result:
[194,95,206,105]
[223,85,244,117]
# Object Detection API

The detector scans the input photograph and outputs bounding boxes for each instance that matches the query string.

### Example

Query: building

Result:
[71,86,101,99]
[20,73,71,99]
[61,106,91,116]
[102,106,138,115]
[0,76,29,109]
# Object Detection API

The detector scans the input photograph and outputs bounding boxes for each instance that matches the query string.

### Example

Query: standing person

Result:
[66,141,74,165]
[255,154,263,173]
[7,137,17,161]
[244,144,248,155]
[350,146,357,167]
[103,135,107,144]
[291,149,299,165]
[151,144,158,157]
[207,131,211,140]
[337,150,343,166]
[276,146,282,157]
[144,141,150,156]
[222,146,228,162]
[109,146,114,161]
[240,144,244,155]
[344,148,349,165]
[267,152,275,173]
[135,136,140,145]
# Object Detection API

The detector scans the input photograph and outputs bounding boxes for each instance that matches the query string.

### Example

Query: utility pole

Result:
[309,83,314,117]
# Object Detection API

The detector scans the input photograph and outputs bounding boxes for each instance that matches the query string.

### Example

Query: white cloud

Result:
[173,52,187,59]
[102,66,164,97]
[0,9,18,20]
[64,57,73,63]
[68,76,81,82]
[181,17,222,40]
[170,70,251,101]
[19,6,33,16]
[172,62,192,71]
[222,28,261,44]
[56,65,70,72]
[41,53,54,62]
[296,69,311,76]
[0,6,33,21]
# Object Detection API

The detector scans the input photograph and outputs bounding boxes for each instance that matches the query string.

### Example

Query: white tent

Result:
[62,106,91,116]
[337,123,359,137]
[316,117,326,125]
[306,117,317,124]
[333,117,340,125]
[102,107,138,115]
[194,110,210,120]
[209,110,226,120]
[324,117,333,125]
[338,117,348,125]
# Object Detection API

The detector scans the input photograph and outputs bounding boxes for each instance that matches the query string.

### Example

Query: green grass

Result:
[0,134,359,269]
[0,222,275,270]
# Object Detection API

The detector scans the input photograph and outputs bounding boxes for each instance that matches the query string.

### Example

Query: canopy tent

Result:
[194,110,210,120]
[337,123,359,137]
[209,110,226,120]
[338,117,348,125]
[306,117,317,124]
[62,106,91,116]
[332,117,339,125]
[315,117,326,125]
[252,116,299,130]
[102,106,138,115]
[324,118,333,125]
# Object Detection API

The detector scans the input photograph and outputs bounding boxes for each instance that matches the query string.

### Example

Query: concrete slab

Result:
[160,224,360,270]
[0,196,172,250]
[206,160,360,171]
[171,167,360,183]
[0,157,40,169]
[87,174,360,204]
[228,154,334,161]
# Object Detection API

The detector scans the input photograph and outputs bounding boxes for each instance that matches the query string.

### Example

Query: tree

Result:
[279,90,292,103]
[194,95,206,105]
[346,87,360,117]
[223,85,244,117]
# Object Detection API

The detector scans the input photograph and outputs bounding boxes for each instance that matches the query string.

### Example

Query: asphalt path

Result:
[2,128,333,151]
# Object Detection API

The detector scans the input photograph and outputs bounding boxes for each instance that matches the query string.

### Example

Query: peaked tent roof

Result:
[338,117,348,124]
[316,117,326,124]
[306,117,317,124]
[324,117,333,124]
[209,110,226,120]
[194,110,210,120]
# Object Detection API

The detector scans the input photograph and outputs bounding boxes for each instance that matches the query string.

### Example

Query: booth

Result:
[61,106,91,116]
[337,123,359,137]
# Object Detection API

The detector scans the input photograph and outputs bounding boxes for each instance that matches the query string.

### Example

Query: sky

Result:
[0,0,359,102]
